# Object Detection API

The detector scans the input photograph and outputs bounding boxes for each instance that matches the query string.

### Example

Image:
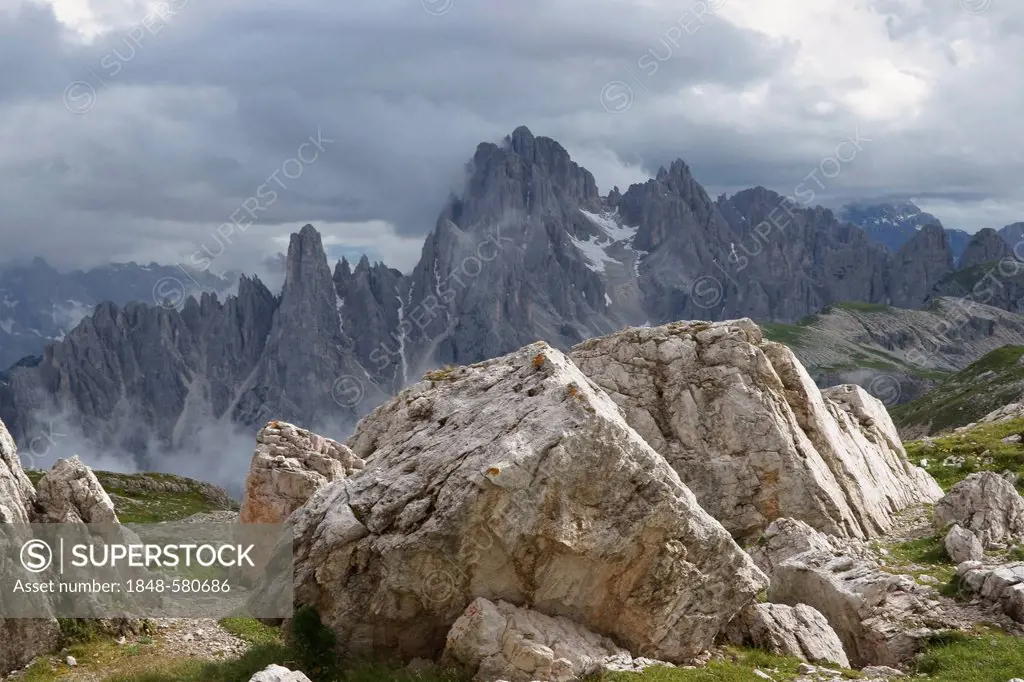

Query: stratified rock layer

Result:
[268,343,767,663]
[570,319,941,540]
[239,421,364,524]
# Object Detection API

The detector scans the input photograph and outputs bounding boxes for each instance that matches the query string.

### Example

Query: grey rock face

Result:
[1,126,1016,473]
[1000,221,1024,248]
[334,257,409,391]
[232,225,386,429]
[400,126,621,375]
[0,227,388,466]
[0,274,277,451]
[888,224,955,309]
[723,603,850,668]
[261,342,766,664]
[959,228,1012,269]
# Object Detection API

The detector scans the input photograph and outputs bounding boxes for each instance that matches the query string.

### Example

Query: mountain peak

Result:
[656,159,693,182]
[509,125,535,147]
[960,227,1012,269]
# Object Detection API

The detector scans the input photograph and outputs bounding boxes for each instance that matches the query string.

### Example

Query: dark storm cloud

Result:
[0,0,1021,269]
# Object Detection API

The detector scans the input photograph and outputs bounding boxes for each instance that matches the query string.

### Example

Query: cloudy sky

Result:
[0,0,1021,273]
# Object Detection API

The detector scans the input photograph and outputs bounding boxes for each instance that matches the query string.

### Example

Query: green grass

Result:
[912,628,1024,680]
[904,416,1024,493]
[107,489,221,523]
[876,533,957,586]
[217,619,282,647]
[892,346,1024,435]
[761,322,809,347]
[101,647,468,682]
[832,301,892,313]
[23,469,237,524]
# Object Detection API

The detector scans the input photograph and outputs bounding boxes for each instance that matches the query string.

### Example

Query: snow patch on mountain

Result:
[572,209,643,274]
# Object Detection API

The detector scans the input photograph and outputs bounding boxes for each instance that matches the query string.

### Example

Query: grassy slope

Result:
[904,415,1024,494]
[760,302,950,379]
[24,469,238,523]
[891,346,1024,436]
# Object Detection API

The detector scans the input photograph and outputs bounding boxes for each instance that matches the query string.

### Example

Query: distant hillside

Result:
[24,468,238,523]
[761,297,1024,405]
[890,346,1024,439]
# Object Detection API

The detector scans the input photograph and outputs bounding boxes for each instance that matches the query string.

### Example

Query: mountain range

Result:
[839,201,971,260]
[4,125,1024,483]
[0,258,236,370]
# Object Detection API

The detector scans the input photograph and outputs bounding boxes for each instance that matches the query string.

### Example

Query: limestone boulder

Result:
[756,518,950,667]
[0,418,61,675]
[957,562,1024,622]
[944,524,983,564]
[570,320,942,541]
[33,455,118,524]
[723,602,850,668]
[933,472,1024,548]
[261,343,767,663]
[248,664,312,682]
[239,421,365,524]
[443,597,633,681]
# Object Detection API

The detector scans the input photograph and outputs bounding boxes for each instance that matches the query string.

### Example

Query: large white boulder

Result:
[570,320,941,540]
[248,664,312,682]
[933,472,1024,548]
[262,343,767,663]
[239,420,364,524]
[33,455,118,524]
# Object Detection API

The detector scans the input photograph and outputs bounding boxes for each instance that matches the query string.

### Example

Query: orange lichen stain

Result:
[487,467,501,476]
[532,353,546,369]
